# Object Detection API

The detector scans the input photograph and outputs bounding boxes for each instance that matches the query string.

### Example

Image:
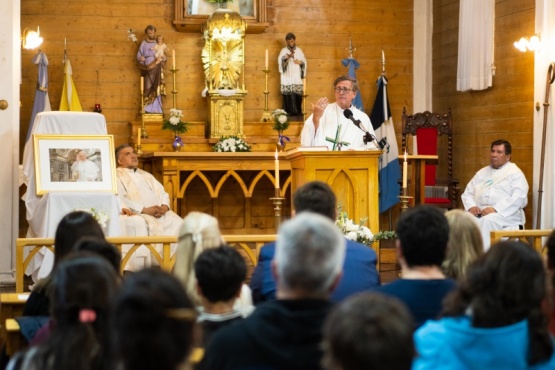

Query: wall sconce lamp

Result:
[22,26,43,50]
[514,34,541,52]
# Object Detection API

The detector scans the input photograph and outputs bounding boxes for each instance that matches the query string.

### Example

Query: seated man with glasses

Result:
[301,75,377,150]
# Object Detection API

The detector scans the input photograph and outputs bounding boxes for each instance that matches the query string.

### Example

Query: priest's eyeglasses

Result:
[334,87,353,94]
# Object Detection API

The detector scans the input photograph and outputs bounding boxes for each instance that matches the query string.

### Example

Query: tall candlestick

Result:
[172,49,176,70]
[137,128,141,146]
[265,49,268,69]
[274,150,280,189]
[140,77,144,94]
[402,150,408,189]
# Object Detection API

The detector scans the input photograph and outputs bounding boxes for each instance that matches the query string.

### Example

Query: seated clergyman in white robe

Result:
[115,144,183,270]
[461,140,528,250]
[301,75,377,151]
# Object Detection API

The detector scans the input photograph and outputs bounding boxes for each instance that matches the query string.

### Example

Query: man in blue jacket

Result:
[250,180,380,304]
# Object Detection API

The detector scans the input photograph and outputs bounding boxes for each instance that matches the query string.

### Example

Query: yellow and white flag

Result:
[59,58,82,111]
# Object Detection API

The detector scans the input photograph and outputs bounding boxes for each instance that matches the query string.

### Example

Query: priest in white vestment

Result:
[115,144,183,270]
[461,140,528,250]
[301,76,377,151]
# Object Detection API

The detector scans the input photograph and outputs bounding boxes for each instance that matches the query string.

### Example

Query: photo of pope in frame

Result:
[33,135,117,195]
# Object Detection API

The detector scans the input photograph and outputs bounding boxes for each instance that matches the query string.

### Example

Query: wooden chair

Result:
[401,108,459,209]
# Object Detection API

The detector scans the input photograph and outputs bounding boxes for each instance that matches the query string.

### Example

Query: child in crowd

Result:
[195,245,248,346]
[8,253,120,370]
[114,268,196,370]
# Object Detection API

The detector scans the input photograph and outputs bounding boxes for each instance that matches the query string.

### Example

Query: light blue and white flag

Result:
[370,75,401,212]
[341,57,364,111]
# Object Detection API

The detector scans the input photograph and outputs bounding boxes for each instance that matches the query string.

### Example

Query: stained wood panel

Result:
[432,0,535,227]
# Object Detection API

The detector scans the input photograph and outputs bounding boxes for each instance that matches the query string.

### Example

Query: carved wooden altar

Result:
[141,152,291,234]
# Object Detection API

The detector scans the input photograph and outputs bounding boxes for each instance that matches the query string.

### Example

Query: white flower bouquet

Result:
[75,208,109,229]
[162,108,191,134]
[336,207,374,247]
[271,109,290,132]
[213,135,252,152]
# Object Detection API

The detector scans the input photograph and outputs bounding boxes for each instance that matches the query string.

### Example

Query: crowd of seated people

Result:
[6,183,555,369]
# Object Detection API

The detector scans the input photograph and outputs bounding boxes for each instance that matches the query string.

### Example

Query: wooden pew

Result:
[490,229,553,255]
[16,235,277,293]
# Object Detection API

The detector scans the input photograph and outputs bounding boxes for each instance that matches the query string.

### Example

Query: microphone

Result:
[343,109,363,130]
[343,109,381,149]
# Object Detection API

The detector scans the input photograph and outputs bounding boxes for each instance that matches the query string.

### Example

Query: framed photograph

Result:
[33,135,117,195]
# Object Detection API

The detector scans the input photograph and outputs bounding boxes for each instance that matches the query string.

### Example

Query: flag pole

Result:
[535,62,555,229]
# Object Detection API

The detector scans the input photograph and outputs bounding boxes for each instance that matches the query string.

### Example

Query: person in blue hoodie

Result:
[413,241,555,370]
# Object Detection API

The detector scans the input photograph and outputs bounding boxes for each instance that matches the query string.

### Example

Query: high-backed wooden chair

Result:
[401,108,459,209]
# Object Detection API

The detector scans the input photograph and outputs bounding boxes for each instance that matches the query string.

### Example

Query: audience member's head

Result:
[322,293,415,370]
[442,209,484,280]
[443,241,553,365]
[54,211,105,266]
[396,205,449,268]
[115,268,196,370]
[546,230,555,272]
[274,212,345,298]
[195,245,246,304]
[174,211,224,304]
[73,236,122,273]
[22,252,120,370]
[293,181,336,221]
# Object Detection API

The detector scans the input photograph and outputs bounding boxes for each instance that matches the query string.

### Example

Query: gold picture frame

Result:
[33,135,117,195]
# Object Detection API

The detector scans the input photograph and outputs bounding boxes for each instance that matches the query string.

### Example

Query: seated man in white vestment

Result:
[461,139,528,250]
[116,144,183,269]
[301,75,377,151]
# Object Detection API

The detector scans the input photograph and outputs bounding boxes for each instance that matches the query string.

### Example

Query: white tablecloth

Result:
[21,112,120,280]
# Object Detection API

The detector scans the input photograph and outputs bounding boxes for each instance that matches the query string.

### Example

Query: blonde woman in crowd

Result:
[173,212,254,315]
[442,209,484,280]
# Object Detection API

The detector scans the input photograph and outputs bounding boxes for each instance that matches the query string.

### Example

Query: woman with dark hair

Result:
[413,241,555,369]
[8,252,120,370]
[23,211,105,316]
[114,268,196,370]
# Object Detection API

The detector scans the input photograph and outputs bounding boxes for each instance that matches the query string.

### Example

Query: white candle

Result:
[172,49,176,69]
[274,150,280,189]
[140,77,144,94]
[402,150,408,189]
[137,128,141,146]
[303,78,306,94]
[382,49,385,64]
[265,49,268,69]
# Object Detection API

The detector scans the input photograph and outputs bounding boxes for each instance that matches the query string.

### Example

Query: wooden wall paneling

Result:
[433,0,535,226]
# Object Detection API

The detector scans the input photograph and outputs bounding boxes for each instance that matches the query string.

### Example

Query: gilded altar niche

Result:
[202,9,247,139]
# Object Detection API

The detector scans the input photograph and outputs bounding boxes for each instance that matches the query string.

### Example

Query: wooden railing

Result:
[15,234,277,293]
[490,229,553,255]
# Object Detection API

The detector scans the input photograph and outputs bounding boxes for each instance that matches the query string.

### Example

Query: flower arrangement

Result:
[335,206,374,247]
[271,109,290,149]
[75,208,109,229]
[213,136,252,152]
[271,109,290,132]
[162,109,191,134]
